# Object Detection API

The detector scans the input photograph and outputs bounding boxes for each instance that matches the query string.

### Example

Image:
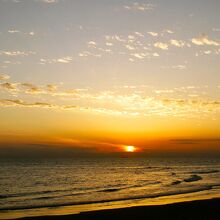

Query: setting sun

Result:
[1,1,220,220]
[125,146,136,152]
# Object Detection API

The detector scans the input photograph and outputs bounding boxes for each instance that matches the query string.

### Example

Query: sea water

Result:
[1,157,220,218]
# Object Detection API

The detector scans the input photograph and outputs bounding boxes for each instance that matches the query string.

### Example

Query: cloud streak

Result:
[0,82,17,90]
[0,74,10,80]
[0,50,36,56]
[1,80,220,118]
[123,2,155,12]
[192,35,220,46]
[154,42,169,50]
[40,56,73,64]
[170,39,185,48]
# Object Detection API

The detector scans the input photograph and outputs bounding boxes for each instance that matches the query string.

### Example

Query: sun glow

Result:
[125,145,136,152]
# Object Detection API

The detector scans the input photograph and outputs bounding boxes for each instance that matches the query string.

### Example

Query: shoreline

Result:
[2,189,220,220]
[13,198,220,220]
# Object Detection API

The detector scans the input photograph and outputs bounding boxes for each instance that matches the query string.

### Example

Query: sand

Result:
[16,198,220,220]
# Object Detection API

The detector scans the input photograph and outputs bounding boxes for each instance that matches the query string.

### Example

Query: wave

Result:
[190,170,219,174]
[184,175,202,183]
[0,181,162,201]
[0,187,98,200]
[100,188,121,193]
[171,180,181,185]
[0,189,73,199]
[1,184,219,211]
[98,181,161,193]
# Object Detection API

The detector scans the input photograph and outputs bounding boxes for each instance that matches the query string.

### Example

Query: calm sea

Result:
[1,157,220,218]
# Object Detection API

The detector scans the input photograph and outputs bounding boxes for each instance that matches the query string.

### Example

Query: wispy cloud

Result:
[87,41,97,47]
[155,89,174,94]
[170,39,185,48]
[147,32,158,37]
[171,65,186,70]
[11,0,59,3]
[8,29,20,34]
[0,99,54,108]
[8,29,35,36]
[1,80,220,118]
[40,56,73,64]
[123,2,155,12]
[0,73,10,80]
[134,32,144,37]
[0,50,36,56]
[165,29,174,34]
[154,42,169,50]
[0,80,84,97]
[0,82,17,90]
[78,51,102,58]
[192,35,219,46]
[212,28,220,32]
[36,0,58,3]
[20,83,42,94]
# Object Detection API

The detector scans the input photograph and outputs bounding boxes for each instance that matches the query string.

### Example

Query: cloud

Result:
[154,42,169,50]
[165,30,174,34]
[40,56,73,64]
[46,84,57,92]
[161,98,220,109]
[172,65,186,70]
[87,41,97,47]
[0,98,134,116]
[36,0,58,3]
[125,45,135,50]
[203,50,212,55]
[0,79,83,97]
[153,52,159,57]
[212,28,220,32]
[0,74,10,80]
[170,39,185,48]
[8,29,20,34]
[1,81,220,118]
[11,0,59,3]
[135,32,144,37]
[106,42,113,46]
[0,50,35,56]
[97,47,112,53]
[123,2,155,12]
[8,28,35,36]
[170,139,220,145]
[78,51,101,58]
[128,35,135,40]
[131,53,148,59]
[191,35,219,46]
[0,82,17,90]
[155,90,174,94]
[56,57,73,63]
[0,98,127,116]
[82,33,168,61]
[29,31,35,36]
[0,99,54,108]
[20,83,42,94]
[147,32,158,37]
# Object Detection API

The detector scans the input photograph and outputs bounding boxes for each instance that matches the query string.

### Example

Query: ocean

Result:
[1,157,220,219]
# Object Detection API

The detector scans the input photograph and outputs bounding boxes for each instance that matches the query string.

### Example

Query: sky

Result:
[0,0,220,157]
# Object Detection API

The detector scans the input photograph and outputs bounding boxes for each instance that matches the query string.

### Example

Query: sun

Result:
[125,146,136,152]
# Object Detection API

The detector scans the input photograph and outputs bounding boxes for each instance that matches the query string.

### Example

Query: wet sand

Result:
[17,198,220,220]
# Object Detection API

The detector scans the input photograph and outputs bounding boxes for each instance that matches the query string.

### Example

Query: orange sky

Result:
[0,0,220,156]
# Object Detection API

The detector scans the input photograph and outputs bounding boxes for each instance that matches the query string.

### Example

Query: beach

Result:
[15,198,220,220]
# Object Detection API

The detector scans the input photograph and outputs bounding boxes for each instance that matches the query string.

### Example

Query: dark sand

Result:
[17,198,220,220]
